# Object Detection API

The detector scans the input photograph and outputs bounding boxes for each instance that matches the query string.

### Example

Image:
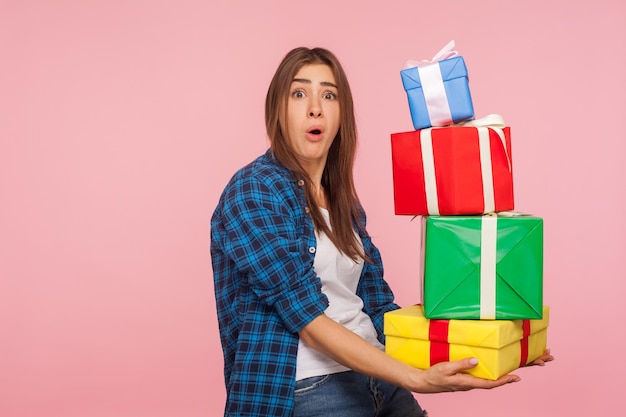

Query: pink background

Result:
[1,1,624,416]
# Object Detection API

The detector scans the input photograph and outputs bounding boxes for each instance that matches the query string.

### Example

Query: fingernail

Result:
[511,376,521,382]
[469,357,479,366]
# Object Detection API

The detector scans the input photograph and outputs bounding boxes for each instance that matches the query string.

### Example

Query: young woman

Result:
[210,47,552,417]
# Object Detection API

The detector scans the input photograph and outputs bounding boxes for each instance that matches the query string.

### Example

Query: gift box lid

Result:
[384,305,549,349]
[400,56,469,91]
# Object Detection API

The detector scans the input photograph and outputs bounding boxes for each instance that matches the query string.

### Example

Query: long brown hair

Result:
[265,47,367,262]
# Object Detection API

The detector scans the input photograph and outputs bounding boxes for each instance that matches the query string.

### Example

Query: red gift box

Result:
[391,125,514,216]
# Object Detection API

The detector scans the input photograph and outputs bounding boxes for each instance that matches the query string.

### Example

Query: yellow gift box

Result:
[384,305,549,380]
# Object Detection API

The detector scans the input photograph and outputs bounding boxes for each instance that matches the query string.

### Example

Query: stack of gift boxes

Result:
[383,41,549,380]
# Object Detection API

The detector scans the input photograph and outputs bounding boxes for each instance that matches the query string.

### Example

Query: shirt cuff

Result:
[273,278,329,334]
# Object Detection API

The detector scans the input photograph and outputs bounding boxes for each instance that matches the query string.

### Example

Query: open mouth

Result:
[309,129,322,135]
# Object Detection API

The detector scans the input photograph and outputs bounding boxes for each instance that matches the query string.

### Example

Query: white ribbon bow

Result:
[458,113,506,128]
[403,40,458,69]
[458,114,512,173]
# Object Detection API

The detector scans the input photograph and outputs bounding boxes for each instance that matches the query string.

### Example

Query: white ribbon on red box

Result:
[459,114,511,172]
[420,114,511,215]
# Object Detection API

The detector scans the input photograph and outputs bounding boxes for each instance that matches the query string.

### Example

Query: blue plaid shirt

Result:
[210,150,400,416]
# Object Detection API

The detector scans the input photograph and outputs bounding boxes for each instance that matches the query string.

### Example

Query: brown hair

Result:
[265,47,367,262]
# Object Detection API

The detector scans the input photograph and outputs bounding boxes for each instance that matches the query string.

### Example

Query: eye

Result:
[323,92,337,100]
[291,89,305,99]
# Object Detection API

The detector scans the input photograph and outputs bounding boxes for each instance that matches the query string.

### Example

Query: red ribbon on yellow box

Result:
[428,319,450,364]
[428,318,532,368]
[384,305,549,380]
[520,319,531,366]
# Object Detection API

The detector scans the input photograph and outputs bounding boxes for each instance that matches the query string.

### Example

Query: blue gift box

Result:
[400,56,475,130]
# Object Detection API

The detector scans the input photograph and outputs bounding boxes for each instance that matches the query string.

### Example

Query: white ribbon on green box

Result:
[480,215,498,319]
[479,211,530,319]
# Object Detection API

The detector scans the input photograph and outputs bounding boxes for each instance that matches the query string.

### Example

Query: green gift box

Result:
[421,214,543,320]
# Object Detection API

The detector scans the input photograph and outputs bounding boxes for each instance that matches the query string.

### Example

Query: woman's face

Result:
[284,63,340,176]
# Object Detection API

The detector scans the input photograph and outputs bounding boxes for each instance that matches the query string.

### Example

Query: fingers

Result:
[447,370,521,391]
[441,357,480,375]
[436,358,521,389]
[459,369,521,390]
[421,358,522,393]
[541,348,554,361]
[526,349,555,367]
[492,373,521,386]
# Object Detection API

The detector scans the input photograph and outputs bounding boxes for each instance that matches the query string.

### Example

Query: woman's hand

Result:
[412,357,520,393]
[300,315,554,395]
[413,349,555,393]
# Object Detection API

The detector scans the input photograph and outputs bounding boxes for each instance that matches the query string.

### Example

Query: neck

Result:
[300,156,326,186]
[314,184,327,209]
[297,157,328,208]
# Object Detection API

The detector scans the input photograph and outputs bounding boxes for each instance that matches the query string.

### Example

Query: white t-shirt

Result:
[295,208,385,381]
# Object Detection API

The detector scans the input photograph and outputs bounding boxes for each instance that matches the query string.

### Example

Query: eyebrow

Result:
[291,78,338,89]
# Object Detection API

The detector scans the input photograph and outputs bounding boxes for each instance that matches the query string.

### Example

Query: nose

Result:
[308,97,322,118]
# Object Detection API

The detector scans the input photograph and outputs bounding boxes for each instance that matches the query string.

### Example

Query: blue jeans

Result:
[294,370,428,417]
